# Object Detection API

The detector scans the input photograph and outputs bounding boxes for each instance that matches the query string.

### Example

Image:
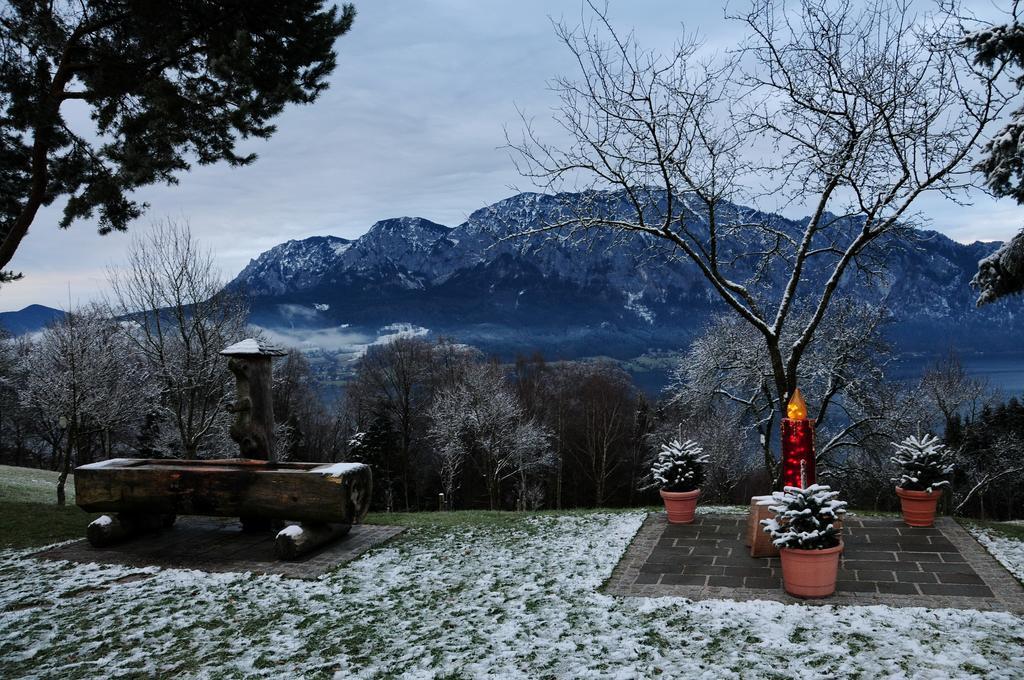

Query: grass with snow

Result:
[1,465,1023,678]
[0,465,76,504]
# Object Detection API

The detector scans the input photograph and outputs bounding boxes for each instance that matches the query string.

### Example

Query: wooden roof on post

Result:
[220,338,288,357]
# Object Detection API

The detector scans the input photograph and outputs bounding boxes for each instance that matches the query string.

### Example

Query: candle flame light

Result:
[787,388,807,420]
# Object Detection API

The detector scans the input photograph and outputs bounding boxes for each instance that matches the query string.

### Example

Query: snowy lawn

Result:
[2,510,1024,679]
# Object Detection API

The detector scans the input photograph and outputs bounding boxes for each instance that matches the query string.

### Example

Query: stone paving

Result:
[33,516,404,580]
[605,512,1024,612]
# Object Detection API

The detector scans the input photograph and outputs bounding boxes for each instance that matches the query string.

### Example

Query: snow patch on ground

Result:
[2,513,1023,678]
[968,526,1024,583]
[697,504,747,515]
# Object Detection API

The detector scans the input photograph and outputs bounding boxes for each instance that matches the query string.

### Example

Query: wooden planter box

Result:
[748,495,779,558]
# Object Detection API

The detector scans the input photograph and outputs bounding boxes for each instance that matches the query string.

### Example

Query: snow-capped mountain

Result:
[235,235,354,297]
[231,190,1023,360]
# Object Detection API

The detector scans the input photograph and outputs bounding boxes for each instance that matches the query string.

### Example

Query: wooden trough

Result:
[75,458,371,558]
[74,339,373,559]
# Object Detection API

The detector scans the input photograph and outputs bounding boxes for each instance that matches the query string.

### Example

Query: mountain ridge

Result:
[231,190,1022,362]
[4,191,1019,365]
[0,304,65,336]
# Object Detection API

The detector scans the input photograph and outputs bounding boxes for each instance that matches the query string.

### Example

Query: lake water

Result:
[630,352,1024,398]
[890,353,1024,397]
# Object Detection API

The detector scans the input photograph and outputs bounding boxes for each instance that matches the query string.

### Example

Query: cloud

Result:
[255,322,430,357]
[255,325,373,354]
[5,0,1022,312]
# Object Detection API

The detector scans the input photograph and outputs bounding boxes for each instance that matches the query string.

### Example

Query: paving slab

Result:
[32,516,404,580]
[605,513,1024,612]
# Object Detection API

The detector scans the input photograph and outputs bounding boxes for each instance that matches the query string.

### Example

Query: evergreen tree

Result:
[650,439,708,493]
[891,434,954,493]
[966,9,1024,304]
[761,485,847,550]
[0,0,355,281]
[349,406,399,512]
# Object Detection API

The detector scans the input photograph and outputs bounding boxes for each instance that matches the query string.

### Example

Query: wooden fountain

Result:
[74,339,372,559]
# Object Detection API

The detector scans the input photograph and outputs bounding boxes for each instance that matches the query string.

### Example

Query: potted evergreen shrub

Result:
[652,438,708,524]
[761,485,847,598]
[892,434,953,527]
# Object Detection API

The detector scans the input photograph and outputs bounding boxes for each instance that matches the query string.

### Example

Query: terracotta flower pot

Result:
[779,542,843,598]
[660,488,700,524]
[895,487,942,527]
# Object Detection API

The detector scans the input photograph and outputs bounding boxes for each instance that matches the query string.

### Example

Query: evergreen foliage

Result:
[891,434,954,493]
[348,408,399,511]
[761,484,847,550]
[966,16,1024,304]
[0,0,355,281]
[651,438,708,493]
[966,18,1024,204]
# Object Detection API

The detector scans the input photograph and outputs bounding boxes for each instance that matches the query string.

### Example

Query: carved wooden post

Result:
[221,339,287,462]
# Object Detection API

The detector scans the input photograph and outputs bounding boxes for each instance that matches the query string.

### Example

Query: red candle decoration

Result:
[780,388,816,489]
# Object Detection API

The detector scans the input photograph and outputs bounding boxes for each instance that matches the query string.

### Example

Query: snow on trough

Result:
[277,525,304,539]
[1,512,1022,678]
[316,462,366,477]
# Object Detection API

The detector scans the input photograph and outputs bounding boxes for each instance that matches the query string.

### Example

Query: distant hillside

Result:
[0,305,64,336]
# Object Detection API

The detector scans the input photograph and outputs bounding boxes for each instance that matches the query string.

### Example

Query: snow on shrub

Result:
[761,484,847,550]
[651,438,708,492]
[891,434,953,493]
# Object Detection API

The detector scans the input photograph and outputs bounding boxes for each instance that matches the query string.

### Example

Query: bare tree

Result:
[428,362,553,510]
[106,220,247,459]
[669,299,894,480]
[510,0,1007,427]
[954,430,1024,517]
[273,350,344,462]
[561,361,637,506]
[918,351,996,437]
[344,337,438,510]
[513,354,570,508]
[20,306,152,504]
[649,402,751,504]
[426,385,469,508]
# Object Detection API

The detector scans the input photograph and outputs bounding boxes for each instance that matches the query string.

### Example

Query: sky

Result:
[3,0,1023,312]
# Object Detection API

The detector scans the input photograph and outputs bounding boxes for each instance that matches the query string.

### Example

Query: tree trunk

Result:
[555,446,563,510]
[401,434,411,512]
[57,454,71,506]
[487,473,500,511]
[56,421,75,506]
[56,471,67,506]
